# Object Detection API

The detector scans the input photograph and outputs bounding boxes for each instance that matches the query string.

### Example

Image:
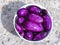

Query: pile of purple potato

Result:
[15,5,52,41]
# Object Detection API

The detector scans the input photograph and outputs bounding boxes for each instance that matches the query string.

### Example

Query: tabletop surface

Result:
[0,0,60,45]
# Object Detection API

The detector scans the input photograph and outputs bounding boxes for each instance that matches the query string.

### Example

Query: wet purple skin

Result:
[15,5,52,41]
[27,5,41,14]
[17,17,24,24]
[40,9,48,16]
[17,8,29,17]
[43,15,52,31]
[15,23,23,33]
[33,32,47,41]
[25,31,33,40]
[24,21,44,32]
[20,32,24,37]
[29,13,43,23]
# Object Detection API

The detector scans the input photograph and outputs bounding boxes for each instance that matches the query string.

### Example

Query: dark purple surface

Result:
[40,9,48,16]
[43,15,52,31]
[25,31,33,40]
[16,5,52,41]
[17,8,29,17]
[15,23,23,33]
[27,5,41,14]
[20,32,24,37]
[33,32,47,41]
[24,21,44,32]
[29,13,43,23]
[17,17,24,24]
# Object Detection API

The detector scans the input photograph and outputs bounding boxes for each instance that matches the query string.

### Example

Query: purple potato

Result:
[25,21,44,32]
[28,5,41,14]
[15,23,23,33]
[17,8,29,17]
[29,13,43,23]
[33,32,47,41]
[25,31,33,40]
[17,17,24,24]
[43,15,52,31]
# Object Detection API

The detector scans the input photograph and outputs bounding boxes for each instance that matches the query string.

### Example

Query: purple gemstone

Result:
[43,15,52,31]
[33,32,47,41]
[29,13,43,23]
[17,8,29,17]
[15,23,23,33]
[17,17,24,24]
[28,5,41,14]
[25,31,33,40]
[25,21,44,32]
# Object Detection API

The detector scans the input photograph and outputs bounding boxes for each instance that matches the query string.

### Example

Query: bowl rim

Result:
[13,4,53,43]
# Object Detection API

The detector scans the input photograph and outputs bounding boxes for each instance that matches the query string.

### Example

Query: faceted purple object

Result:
[17,17,24,24]
[33,32,47,41]
[25,21,44,32]
[28,5,41,14]
[17,8,29,17]
[43,15,52,30]
[15,23,23,33]
[29,13,43,23]
[25,31,33,40]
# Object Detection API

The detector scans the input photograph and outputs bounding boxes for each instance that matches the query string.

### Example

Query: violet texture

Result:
[15,5,52,41]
